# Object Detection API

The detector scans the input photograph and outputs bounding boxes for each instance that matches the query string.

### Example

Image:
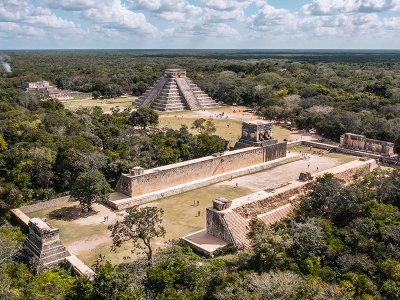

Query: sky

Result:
[1,0,400,49]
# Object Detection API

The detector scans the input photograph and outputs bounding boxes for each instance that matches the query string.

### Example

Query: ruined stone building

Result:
[134,69,218,111]
[23,218,70,271]
[340,133,395,157]
[235,120,274,148]
[22,80,50,90]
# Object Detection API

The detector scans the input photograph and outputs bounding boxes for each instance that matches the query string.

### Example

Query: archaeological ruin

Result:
[134,69,218,111]
[182,158,378,255]
[235,120,274,148]
[340,133,395,157]
[23,218,71,271]
[110,121,290,209]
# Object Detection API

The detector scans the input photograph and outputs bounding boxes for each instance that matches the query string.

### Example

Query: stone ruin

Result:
[340,133,395,157]
[134,69,218,111]
[234,120,274,149]
[299,172,313,181]
[23,218,70,272]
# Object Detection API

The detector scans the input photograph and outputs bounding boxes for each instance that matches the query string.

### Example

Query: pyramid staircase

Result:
[135,69,218,112]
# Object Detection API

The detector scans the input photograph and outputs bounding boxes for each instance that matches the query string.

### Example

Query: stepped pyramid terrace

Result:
[134,69,218,111]
[23,218,70,271]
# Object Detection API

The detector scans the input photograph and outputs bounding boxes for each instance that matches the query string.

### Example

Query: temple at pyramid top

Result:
[134,69,218,111]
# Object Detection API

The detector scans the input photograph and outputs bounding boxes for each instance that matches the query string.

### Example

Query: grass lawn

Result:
[158,117,242,147]
[27,184,251,266]
[63,96,136,112]
[158,115,293,147]
[289,145,358,164]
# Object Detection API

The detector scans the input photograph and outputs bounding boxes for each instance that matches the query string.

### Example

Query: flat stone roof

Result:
[181,229,228,255]
[30,217,52,230]
[244,120,273,125]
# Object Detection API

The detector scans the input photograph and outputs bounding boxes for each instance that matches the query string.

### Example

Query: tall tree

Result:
[109,206,165,264]
[70,171,111,212]
[128,108,159,129]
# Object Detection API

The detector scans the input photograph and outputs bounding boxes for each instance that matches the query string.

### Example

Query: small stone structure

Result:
[299,172,312,181]
[23,218,70,271]
[235,120,274,149]
[135,69,218,111]
[212,197,232,211]
[22,80,50,90]
[340,133,395,157]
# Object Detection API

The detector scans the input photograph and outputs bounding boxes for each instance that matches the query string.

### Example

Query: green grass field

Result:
[27,184,251,265]
[63,96,136,112]
[158,117,293,146]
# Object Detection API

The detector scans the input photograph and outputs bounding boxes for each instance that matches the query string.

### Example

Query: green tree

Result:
[128,108,159,129]
[70,170,112,212]
[191,118,217,134]
[109,206,165,264]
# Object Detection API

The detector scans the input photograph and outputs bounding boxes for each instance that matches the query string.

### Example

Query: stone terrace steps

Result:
[136,77,167,108]
[175,78,202,110]
[257,203,293,225]
[222,211,250,248]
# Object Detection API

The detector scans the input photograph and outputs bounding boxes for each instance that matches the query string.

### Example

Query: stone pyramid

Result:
[134,69,218,111]
[23,218,71,271]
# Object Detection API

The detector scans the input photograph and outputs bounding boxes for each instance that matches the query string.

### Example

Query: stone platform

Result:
[108,153,300,210]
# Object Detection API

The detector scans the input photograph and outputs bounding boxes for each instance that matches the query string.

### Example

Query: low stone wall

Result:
[289,139,399,163]
[116,142,287,198]
[19,196,70,214]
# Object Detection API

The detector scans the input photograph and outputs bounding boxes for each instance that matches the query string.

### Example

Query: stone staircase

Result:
[175,78,202,110]
[135,77,167,108]
[187,79,219,109]
[150,79,189,111]
[135,69,218,112]
[222,211,251,248]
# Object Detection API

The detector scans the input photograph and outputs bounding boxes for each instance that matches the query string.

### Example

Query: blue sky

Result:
[1,0,400,49]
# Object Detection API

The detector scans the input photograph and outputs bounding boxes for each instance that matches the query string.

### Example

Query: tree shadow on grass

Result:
[48,205,98,221]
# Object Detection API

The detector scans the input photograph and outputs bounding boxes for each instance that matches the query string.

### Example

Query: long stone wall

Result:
[19,196,70,214]
[206,159,377,246]
[116,142,287,198]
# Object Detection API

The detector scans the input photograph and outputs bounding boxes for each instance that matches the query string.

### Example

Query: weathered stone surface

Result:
[23,218,70,272]
[340,133,395,157]
[115,142,287,198]
[299,172,313,181]
[213,197,232,211]
[205,159,378,248]
[235,120,274,149]
[134,69,218,111]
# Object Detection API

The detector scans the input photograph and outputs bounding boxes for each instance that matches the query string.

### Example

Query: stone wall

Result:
[19,196,70,214]
[233,159,374,219]
[116,142,287,198]
[206,208,234,244]
[340,133,395,157]
[205,159,377,247]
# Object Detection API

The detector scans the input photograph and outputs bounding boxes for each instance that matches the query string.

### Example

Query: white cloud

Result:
[201,0,263,10]
[81,1,158,35]
[45,0,97,11]
[303,0,400,16]
[249,4,298,32]
[0,0,80,39]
